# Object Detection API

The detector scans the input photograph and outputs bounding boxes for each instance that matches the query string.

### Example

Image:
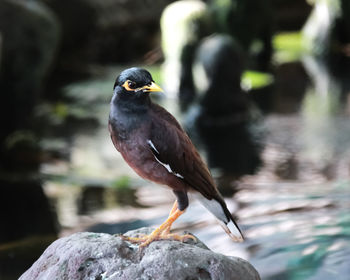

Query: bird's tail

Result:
[218,218,244,242]
[195,194,244,242]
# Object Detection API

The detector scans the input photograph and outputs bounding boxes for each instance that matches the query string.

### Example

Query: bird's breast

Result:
[109,106,149,140]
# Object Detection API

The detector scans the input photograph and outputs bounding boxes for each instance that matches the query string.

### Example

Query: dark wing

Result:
[148,104,218,199]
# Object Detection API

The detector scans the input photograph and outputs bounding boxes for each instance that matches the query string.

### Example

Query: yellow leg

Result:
[139,208,184,247]
[120,201,196,247]
[169,200,178,216]
[162,200,178,235]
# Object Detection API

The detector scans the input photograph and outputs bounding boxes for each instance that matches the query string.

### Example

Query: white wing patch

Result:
[147,139,159,154]
[147,139,184,179]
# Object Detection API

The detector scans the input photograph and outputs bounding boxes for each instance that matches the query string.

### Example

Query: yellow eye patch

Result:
[122,80,137,91]
[122,80,163,93]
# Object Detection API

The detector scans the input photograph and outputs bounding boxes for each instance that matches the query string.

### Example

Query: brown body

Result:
[109,101,222,209]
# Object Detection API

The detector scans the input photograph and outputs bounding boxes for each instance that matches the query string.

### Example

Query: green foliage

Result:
[273,32,304,53]
[210,0,233,33]
[45,101,96,123]
[147,65,163,85]
[54,102,69,119]
[111,175,132,190]
[242,70,274,90]
[4,130,37,150]
[273,32,306,63]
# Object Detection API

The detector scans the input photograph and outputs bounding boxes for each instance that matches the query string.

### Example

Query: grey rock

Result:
[20,227,260,280]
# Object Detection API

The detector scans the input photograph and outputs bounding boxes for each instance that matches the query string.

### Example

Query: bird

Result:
[108,67,244,247]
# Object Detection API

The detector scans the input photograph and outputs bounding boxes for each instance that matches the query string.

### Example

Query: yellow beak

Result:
[141,82,163,93]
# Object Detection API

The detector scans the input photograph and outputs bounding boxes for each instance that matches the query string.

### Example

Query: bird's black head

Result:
[113,67,162,96]
[110,68,163,125]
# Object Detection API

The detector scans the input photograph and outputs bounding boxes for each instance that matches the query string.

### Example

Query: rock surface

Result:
[20,227,260,280]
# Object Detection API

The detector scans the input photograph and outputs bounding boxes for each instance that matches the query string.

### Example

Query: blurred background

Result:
[1,0,350,279]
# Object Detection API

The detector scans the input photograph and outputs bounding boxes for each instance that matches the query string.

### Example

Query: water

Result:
[5,60,350,279]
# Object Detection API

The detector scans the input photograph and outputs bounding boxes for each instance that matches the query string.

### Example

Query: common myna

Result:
[109,67,244,247]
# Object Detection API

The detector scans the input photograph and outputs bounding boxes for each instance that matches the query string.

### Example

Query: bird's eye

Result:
[122,80,139,91]
[128,81,137,89]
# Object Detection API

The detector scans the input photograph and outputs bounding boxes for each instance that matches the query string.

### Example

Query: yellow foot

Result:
[119,234,148,243]
[159,233,197,243]
[119,205,195,248]
[120,232,196,247]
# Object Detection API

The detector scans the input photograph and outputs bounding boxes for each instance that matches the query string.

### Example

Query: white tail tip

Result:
[219,220,244,242]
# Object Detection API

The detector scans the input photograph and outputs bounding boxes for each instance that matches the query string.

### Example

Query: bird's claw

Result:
[119,234,148,243]
[160,233,197,242]
[119,232,196,247]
